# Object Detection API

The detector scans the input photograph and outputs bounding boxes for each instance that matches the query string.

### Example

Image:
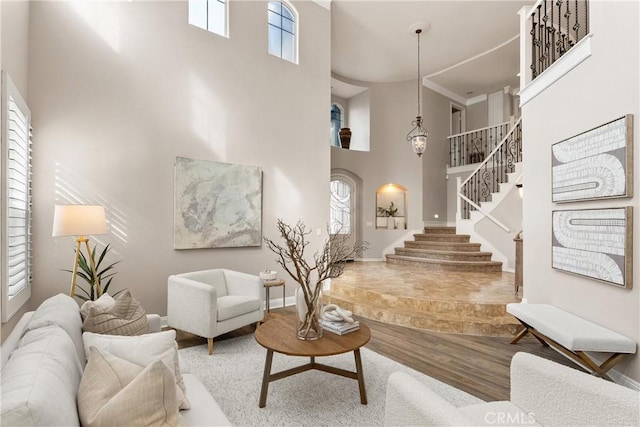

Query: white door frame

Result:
[450,101,466,136]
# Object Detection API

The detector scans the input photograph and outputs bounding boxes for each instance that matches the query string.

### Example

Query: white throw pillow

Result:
[78,347,182,427]
[82,330,190,410]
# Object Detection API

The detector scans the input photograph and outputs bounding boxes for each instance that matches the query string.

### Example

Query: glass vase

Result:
[295,285,323,340]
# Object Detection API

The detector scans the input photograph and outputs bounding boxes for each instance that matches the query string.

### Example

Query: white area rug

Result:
[179,334,483,426]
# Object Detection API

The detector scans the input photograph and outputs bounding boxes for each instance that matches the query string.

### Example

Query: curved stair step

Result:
[413,233,471,243]
[385,254,502,272]
[404,241,482,252]
[324,291,519,337]
[394,247,493,261]
[423,226,456,234]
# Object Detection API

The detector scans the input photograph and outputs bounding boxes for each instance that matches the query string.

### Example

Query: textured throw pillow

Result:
[82,290,149,336]
[78,347,182,427]
[82,329,190,410]
[80,293,116,320]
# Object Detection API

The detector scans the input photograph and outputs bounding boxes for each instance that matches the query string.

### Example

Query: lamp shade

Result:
[52,205,107,237]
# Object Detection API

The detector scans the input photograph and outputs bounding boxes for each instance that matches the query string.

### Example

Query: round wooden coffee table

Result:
[254,315,371,408]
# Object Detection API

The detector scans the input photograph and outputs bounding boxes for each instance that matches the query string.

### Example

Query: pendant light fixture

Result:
[406,26,428,157]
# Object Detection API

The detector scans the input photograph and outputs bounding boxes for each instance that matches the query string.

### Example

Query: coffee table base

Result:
[258,349,367,408]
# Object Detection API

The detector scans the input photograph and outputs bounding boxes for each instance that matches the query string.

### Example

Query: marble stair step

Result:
[413,233,471,243]
[385,254,502,272]
[422,226,457,234]
[404,241,482,252]
[394,247,493,261]
[326,285,516,321]
[323,290,520,337]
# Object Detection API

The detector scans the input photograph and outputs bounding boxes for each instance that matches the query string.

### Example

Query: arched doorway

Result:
[330,173,357,260]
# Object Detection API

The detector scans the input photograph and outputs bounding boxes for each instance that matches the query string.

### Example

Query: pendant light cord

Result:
[416,29,422,118]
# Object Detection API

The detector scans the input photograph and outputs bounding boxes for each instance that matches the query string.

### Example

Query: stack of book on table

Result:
[319,319,360,335]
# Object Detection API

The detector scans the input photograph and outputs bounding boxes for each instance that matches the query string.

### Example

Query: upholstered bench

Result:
[506,303,636,379]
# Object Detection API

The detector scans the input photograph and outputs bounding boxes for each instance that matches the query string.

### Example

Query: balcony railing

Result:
[448,122,511,168]
[529,0,589,80]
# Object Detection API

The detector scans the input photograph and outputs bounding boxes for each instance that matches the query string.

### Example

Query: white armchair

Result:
[384,352,639,426]
[167,269,265,355]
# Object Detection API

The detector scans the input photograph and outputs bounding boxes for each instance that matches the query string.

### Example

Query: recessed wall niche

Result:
[376,183,407,230]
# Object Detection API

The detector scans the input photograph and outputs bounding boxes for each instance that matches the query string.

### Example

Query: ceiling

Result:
[330,0,532,103]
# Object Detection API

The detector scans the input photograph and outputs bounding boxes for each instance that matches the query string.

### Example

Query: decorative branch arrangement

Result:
[264,219,367,339]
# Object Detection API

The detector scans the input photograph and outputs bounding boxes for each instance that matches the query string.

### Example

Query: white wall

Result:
[421,86,451,224]
[346,89,370,152]
[331,80,425,258]
[522,0,639,381]
[26,0,330,316]
[465,100,488,132]
[1,0,32,340]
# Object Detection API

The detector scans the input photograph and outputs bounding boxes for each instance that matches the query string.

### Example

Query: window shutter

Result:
[2,72,32,321]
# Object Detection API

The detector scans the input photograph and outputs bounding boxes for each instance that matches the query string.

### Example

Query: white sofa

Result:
[1,293,231,426]
[385,352,639,426]
[168,269,265,355]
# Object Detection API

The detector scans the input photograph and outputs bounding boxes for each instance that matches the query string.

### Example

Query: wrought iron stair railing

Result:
[457,118,522,222]
[448,121,511,168]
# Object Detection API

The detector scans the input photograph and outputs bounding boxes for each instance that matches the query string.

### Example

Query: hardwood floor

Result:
[175,307,576,402]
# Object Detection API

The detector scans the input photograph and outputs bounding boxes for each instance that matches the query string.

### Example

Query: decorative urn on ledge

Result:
[339,128,352,149]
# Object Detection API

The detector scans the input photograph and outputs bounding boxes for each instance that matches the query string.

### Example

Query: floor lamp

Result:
[52,205,107,298]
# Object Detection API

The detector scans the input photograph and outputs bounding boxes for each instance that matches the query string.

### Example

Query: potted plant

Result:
[377,202,398,229]
[264,220,367,340]
[63,243,121,301]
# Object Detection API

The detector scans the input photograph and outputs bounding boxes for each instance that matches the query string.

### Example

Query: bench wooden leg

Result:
[510,326,529,344]
[513,325,628,380]
[511,320,549,347]
[208,338,213,355]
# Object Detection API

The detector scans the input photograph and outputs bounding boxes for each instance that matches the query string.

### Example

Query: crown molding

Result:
[312,0,331,10]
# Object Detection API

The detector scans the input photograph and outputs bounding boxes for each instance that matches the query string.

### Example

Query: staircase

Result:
[386,226,502,272]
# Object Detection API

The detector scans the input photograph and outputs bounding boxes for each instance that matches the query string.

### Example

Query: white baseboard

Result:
[358,257,385,262]
[161,316,168,328]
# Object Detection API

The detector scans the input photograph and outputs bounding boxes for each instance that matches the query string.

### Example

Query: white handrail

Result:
[447,121,511,140]
[456,193,511,233]
[526,0,544,18]
[460,118,522,189]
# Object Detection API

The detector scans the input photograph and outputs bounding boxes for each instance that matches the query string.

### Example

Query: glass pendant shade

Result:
[406,115,428,157]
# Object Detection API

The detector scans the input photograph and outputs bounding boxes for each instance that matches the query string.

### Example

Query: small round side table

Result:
[262,278,285,313]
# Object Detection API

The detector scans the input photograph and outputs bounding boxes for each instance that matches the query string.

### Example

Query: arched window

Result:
[330,104,343,147]
[267,2,297,63]
[188,0,228,37]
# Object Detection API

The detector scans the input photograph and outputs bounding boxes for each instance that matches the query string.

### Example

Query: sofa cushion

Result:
[82,290,149,336]
[78,347,181,427]
[459,401,540,426]
[23,293,85,364]
[1,326,83,426]
[217,295,261,321]
[83,330,190,410]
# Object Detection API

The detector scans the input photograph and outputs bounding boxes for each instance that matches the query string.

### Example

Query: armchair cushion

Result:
[217,296,261,321]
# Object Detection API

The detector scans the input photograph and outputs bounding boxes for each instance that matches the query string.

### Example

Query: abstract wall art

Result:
[174,157,262,249]
[552,115,633,203]
[552,207,633,288]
